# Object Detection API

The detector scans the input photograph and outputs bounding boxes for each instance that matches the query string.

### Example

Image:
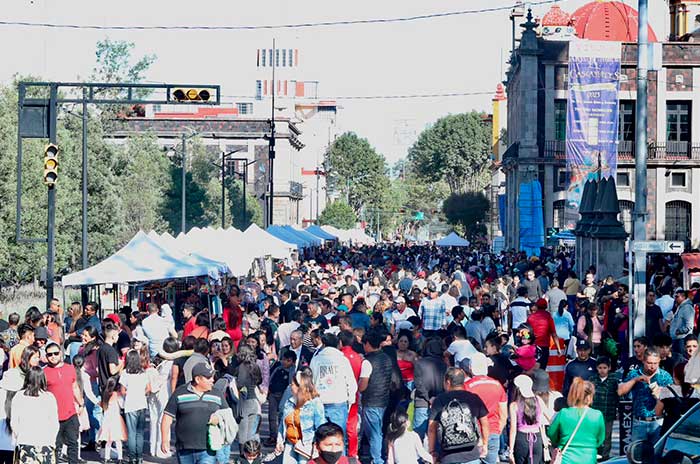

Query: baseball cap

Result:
[514,374,535,398]
[106,313,121,325]
[427,282,437,292]
[191,362,215,379]
[535,298,548,310]
[395,296,406,304]
[576,339,592,350]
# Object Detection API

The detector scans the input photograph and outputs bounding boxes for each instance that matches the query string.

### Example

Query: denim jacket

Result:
[277,396,325,446]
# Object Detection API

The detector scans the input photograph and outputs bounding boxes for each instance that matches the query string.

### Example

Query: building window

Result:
[237,102,253,114]
[616,172,630,187]
[269,49,273,65]
[276,49,280,67]
[619,200,634,235]
[618,101,635,142]
[553,200,565,229]
[261,49,266,67]
[667,101,691,156]
[666,200,691,243]
[289,49,294,66]
[670,172,687,187]
[255,80,262,100]
[282,49,286,67]
[554,100,567,141]
[556,169,569,188]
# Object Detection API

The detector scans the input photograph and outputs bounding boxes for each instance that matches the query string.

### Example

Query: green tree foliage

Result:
[442,192,489,237]
[408,112,491,194]
[227,179,263,230]
[327,133,390,214]
[319,201,357,230]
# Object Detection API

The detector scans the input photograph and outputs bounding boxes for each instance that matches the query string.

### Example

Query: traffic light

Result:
[170,88,212,102]
[43,143,59,186]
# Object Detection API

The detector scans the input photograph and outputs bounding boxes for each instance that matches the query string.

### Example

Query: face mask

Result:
[319,450,342,464]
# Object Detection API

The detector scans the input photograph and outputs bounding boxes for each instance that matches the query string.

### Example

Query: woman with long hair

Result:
[395,331,418,391]
[386,409,432,464]
[97,377,127,463]
[576,304,604,354]
[509,374,545,464]
[148,337,180,458]
[222,291,244,348]
[120,350,151,463]
[548,377,604,464]
[10,366,59,464]
[246,333,271,395]
[275,367,325,464]
[553,300,575,358]
[235,345,264,447]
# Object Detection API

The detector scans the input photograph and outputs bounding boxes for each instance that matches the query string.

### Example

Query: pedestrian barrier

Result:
[546,338,567,392]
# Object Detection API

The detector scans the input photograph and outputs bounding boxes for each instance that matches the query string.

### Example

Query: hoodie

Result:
[309,347,358,405]
[413,339,447,408]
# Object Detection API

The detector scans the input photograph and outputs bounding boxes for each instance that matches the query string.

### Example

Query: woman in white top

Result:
[386,409,432,464]
[120,350,151,463]
[11,366,60,464]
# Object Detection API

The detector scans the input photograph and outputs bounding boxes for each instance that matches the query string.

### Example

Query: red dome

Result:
[541,5,572,27]
[572,1,658,42]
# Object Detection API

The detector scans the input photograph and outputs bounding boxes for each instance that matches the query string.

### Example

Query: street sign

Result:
[632,240,685,254]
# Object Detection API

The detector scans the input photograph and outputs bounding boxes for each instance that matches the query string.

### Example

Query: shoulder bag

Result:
[552,407,588,464]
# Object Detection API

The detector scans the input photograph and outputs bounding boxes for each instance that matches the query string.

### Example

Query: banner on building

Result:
[565,40,621,229]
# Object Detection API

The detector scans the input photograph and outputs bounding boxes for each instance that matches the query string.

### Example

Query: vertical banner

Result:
[619,400,633,455]
[565,40,621,229]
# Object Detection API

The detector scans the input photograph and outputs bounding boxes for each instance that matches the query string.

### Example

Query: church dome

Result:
[541,5,572,26]
[571,1,658,42]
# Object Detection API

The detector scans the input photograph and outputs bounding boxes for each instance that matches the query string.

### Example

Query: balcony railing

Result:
[543,140,700,161]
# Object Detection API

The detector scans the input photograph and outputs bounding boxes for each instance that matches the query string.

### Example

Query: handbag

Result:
[552,407,588,464]
[293,440,318,460]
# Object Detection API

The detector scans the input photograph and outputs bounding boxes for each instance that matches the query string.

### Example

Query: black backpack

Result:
[437,398,480,452]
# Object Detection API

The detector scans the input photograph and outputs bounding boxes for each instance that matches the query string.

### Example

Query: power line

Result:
[0,0,562,31]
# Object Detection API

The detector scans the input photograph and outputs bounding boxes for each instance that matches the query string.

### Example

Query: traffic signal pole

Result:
[268,39,277,227]
[181,133,187,234]
[46,84,58,307]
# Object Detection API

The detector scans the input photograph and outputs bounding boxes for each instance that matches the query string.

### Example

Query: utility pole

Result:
[632,0,649,340]
[221,152,226,228]
[268,38,277,227]
[315,168,320,223]
[81,88,88,305]
[181,133,187,234]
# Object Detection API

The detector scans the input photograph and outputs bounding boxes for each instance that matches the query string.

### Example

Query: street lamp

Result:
[214,148,246,228]
[228,158,257,228]
[164,129,198,234]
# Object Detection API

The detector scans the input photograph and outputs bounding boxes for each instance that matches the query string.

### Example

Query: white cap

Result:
[514,374,535,398]
[468,353,493,376]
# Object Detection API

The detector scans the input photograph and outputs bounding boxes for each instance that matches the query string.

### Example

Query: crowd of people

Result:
[0,244,698,464]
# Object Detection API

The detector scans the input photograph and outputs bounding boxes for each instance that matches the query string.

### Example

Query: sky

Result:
[1,0,669,165]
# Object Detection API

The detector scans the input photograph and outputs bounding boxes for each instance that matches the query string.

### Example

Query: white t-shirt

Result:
[388,430,433,464]
[446,339,478,363]
[391,308,417,331]
[120,372,149,413]
[141,314,171,357]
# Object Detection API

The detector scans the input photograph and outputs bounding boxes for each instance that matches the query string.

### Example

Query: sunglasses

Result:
[46,351,61,357]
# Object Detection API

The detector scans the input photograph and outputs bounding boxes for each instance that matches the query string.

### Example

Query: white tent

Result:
[62,231,229,287]
[244,224,297,256]
[320,225,376,245]
[435,232,471,247]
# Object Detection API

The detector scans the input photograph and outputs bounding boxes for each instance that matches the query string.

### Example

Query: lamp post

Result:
[228,158,257,228]
[216,148,246,228]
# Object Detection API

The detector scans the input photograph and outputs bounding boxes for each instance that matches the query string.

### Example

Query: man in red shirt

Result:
[463,354,507,464]
[527,298,562,369]
[339,330,363,458]
[181,304,197,338]
[43,341,83,463]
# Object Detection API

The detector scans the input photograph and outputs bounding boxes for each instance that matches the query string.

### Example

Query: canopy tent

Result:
[267,225,313,248]
[552,229,576,243]
[320,225,375,245]
[435,232,471,247]
[62,231,228,287]
[243,224,297,255]
[287,226,323,247]
[306,225,337,241]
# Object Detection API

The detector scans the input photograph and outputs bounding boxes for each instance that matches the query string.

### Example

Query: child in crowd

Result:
[265,350,296,446]
[591,356,620,462]
[120,349,151,463]
[98,377,127,464]
[235,440,262,464]
[386,409,433,464]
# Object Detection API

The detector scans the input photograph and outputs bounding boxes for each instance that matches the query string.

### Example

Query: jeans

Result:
[56,414,79,464]
[361,406,385,464]
[177,449,217,464]
[268,392,283,441]
[481,433,500,464]
[324,403,349,440]
[631,418,663,445]
[85,380,102,444]
[413,406,429,440]
[148,388,169,457]
[125,409,146,460]
[283,442,308,464]
[215,443,231,464]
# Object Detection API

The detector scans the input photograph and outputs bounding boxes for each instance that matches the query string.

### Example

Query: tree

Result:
[228,179,263,229]
[408,112,491,193]
[442,192,489,237]
[326,133,390,214]
[319,201,357,230]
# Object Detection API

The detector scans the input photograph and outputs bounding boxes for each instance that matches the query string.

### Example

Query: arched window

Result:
[553,200,566,229]
[618,200,634,236]
[665,200,691,244]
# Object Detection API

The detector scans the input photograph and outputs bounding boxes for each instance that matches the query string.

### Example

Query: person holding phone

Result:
[617,348,673,446]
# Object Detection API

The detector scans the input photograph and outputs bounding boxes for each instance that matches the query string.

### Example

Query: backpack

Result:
[436,397,480,452]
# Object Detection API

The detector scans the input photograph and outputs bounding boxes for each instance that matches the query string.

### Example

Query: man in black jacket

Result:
[358,330,393,464]
[413,337,447,439]
[563,339,597,396]
[278,329,313,373]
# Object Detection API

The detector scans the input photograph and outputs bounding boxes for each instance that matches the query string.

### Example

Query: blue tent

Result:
[62,231,228,286]
[283,226,322,247]
[306,225,337,241]
[267,225,309,248]
[518,180,545,256]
